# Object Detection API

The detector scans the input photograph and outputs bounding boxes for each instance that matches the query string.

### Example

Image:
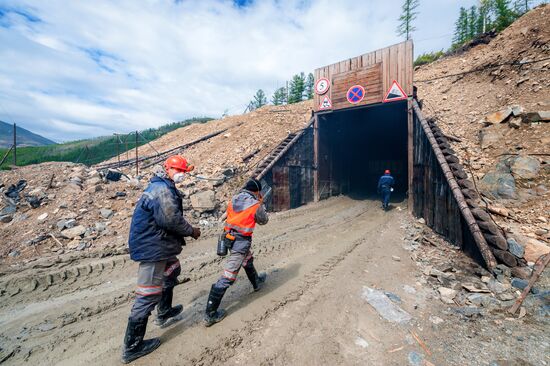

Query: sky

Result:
[0,0,518,142]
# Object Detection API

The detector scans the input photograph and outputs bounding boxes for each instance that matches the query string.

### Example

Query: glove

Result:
[191,227,201,240]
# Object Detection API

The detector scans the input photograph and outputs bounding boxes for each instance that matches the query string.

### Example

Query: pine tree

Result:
[304,73,315,100]
[272,87,287,105]
[396,0,420,40]
[468,6,478,40]
[477,0,493,34]
[250,89,267,110]
[453,7,469,46]
[288,73,306,104]
[493,0,514,31]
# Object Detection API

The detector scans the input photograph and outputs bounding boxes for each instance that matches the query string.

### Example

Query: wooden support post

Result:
[135,131,139,176]
[0,145,14,167]
[413,100,497,271]
[407,98,413,213]
[313,114,319,202]
[508,254,550,314]
[13,123,16,166]
[115,134,120,168]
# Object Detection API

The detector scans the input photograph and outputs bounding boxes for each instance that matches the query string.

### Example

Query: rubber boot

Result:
[245,266,267,292]
[154,287,183,327]
[121,317,161,364]
[204,285,227,327]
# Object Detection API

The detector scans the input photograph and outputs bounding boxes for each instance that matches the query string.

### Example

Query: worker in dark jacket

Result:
[121,155,200,364]
[377,169,395,210]
[204,178,268,327]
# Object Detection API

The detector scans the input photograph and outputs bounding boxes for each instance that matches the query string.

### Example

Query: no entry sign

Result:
[346,85,365,104]
[315,78,330,95]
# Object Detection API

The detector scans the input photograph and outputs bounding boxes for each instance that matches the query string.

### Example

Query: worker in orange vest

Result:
[204,178,268,326]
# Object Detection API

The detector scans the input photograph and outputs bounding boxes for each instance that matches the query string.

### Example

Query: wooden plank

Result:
[313,114,319,202]
[407,98,413,213]
[313,41,413,112]
[406,40,413,95]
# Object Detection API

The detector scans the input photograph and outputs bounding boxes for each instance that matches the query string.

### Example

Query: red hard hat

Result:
[164,155,194,172]
[385,169,391,174]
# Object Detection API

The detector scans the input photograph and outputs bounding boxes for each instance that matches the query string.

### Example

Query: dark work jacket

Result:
[377,174,395,192]
[128,176,194,262]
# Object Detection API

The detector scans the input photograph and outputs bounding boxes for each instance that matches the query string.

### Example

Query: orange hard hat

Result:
[164,155,194,172]
[385,169,391,174]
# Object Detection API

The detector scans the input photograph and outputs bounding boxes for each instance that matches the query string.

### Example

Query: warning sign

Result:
[319,95,332,110]
[346,85,365,104]
[315,78,330,95]
[383,80,408,102]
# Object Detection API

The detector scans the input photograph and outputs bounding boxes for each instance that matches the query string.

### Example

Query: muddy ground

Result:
[0,196,548,365]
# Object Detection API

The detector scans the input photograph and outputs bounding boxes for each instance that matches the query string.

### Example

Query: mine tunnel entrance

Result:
[317,100,409,200]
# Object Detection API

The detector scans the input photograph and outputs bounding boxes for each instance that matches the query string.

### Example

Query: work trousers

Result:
[381,187,391,208]
[213,248,255,291]
[129,257,180,320]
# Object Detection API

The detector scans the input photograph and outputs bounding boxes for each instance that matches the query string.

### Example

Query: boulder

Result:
[487,278,510,294]
[484,107,512,125]
[524,111,550,122]
[478,172,517,199]
[523,237,550,262]
[510,156,540,179]
[508,116,522,128]
[190,190,217,212]
[511,105,524,117]
[506,238,524,258]
[479,125,504,149]
[0,214,13,223]
[37,213,48,222]
[60,225,86,239]
[438,287,458,304]
[100,208,114,219]
[57,218,76,230]
[86,177,102,186]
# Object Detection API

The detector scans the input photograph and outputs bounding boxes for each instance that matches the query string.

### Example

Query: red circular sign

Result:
[315,78,330,95]
[346,85,365,104]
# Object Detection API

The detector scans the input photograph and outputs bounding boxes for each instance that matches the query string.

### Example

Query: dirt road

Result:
[0,197,547,365]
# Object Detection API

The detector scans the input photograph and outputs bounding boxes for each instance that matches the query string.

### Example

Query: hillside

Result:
[415,4,550,261]
[0,120,55,148]
[0,7,549,366]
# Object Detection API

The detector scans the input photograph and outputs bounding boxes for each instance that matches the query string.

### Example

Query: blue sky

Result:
[0,0,540,142]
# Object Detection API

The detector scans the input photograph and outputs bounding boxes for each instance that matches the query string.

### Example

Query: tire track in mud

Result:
[1,197,386,365]
[192,203,390,365]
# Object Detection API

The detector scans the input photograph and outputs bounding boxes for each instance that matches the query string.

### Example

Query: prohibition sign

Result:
[346,85,365,104]
[315,78,330,95]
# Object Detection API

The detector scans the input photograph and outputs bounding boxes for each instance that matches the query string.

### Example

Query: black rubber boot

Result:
[204,285,227,327]
[121,317,161,364]
[154,288,183,327]
[245,266,267,292]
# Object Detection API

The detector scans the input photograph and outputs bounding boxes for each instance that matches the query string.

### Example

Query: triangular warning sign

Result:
[383,80,408,102]
[319,95,332,110]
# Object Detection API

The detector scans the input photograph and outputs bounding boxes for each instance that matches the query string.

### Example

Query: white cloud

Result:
[1,0,538,142]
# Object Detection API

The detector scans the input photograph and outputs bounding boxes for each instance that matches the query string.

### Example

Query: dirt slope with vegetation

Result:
[0,6,549,366]
[415,4,550,265]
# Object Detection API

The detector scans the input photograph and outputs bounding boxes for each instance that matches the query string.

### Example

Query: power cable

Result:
[415,56,550,83]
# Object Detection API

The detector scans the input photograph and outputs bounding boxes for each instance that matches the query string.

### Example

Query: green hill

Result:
[0,121,56,148]
[0,117,212,169]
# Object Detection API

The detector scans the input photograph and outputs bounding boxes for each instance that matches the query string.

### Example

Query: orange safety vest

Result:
[224,200,260,236]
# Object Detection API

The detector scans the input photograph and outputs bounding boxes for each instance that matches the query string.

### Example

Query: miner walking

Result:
[121,155,201,364]
[204,178,269,326]
[377,169,395,211]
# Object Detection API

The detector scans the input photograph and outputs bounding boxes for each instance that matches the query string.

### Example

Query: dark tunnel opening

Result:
[317,100,409,201]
